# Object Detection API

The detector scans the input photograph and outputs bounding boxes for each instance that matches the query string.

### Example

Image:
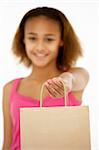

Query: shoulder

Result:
[3,78,21,96]
[2,80,14,112]
[3,80,14,94]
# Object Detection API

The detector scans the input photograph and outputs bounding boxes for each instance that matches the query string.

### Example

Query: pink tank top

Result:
[9,78,82,150]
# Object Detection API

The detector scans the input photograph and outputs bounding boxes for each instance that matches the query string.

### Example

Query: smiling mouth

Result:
[33,53,49,58]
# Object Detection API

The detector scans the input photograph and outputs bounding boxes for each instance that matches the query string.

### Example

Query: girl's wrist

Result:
[59,72,75,90]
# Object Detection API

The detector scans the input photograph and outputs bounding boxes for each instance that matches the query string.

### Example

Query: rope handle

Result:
[39,79,68,107]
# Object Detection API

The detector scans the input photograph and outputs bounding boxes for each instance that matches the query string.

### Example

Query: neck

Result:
[28,65,62,83]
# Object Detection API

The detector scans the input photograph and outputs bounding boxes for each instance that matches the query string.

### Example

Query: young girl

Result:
[2,7,89,150]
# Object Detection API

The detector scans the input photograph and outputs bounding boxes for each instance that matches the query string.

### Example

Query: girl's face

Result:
[24,16,63,68]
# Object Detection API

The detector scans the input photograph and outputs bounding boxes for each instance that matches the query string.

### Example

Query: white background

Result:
[0,0,99,149]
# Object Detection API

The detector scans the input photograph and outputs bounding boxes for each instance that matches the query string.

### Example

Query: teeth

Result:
[35,54,47,57]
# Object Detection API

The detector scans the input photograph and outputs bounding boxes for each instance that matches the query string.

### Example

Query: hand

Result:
[44,77,68,98]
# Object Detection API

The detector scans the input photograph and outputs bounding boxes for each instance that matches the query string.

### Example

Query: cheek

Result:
[25,45,32,57]
[25,42,34,54]
[49,43,59,53]
[50,44,60,55]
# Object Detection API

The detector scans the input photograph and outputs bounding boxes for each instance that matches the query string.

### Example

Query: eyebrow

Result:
[27,32,55,36]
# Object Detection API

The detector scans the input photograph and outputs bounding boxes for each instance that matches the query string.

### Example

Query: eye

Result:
[28,37,36,41]
[46,38,55,42]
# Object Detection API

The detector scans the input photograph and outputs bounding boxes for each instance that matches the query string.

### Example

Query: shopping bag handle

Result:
[39,79,68,107]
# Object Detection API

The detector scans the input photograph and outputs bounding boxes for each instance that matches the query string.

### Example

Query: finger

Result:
[45,83,64,97]
[52,78,64,88]
[53,77,70,92]
[51,79,64,91]
[47,82,63,95]
[45,85,57,98]
[47,79,64,92]
[53,85,64,95]
[49,80,64,94]
[46,86,64,98]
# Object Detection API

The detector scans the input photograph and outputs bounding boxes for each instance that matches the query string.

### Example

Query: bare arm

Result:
[2,82,13,150]
[44,67,89,101]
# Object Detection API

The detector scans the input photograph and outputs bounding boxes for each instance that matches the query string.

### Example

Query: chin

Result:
[32,61,50,68]
[31,57,56,68]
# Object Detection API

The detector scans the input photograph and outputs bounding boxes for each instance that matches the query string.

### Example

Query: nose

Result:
[36,40,45,53]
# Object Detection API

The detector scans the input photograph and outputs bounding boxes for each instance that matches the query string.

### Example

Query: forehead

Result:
[24,16,61,34]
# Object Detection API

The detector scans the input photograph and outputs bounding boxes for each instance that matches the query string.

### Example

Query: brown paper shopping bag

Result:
[20,81,91,150]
